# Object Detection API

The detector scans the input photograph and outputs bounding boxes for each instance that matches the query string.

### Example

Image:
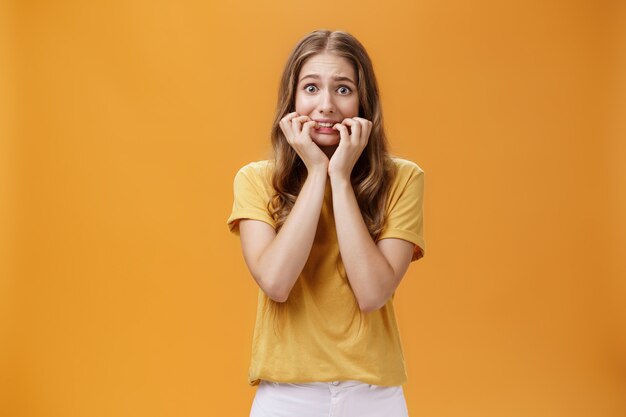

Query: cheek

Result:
[295,96,314,113]
[342,99,360,117]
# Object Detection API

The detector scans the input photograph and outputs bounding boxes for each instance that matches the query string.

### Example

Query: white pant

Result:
[249,379,410,417]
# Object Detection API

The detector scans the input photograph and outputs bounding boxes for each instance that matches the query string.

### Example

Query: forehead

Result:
[299,53,355,80]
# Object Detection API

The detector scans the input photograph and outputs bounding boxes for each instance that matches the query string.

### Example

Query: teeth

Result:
[317,122,334,127]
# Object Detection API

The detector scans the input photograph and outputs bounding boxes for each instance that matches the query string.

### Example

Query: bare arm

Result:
[237,112,330,302]
[330,177,414,313]
[328,117,415,312]
[238,167,327,302]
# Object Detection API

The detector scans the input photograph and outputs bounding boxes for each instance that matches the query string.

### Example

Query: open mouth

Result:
[315,125,337,133]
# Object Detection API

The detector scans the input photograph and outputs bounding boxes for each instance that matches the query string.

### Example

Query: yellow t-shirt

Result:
[226,157,425,387]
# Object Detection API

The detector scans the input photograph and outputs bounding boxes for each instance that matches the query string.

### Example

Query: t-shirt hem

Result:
[248,373,408,388]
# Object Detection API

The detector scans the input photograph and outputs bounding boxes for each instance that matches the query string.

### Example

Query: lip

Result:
[313,119,341,124]
[314,126,338,135]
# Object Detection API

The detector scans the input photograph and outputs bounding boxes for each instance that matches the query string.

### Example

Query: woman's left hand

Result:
[328,117,372,180]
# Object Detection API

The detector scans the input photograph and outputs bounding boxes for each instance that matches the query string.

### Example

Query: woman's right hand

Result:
[279,112,329,172]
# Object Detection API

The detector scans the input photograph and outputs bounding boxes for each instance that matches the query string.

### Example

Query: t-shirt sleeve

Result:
[226,164,276,236]
[376,164,425,261]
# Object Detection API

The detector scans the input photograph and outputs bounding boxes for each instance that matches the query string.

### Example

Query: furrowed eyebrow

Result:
[299,74,356,85]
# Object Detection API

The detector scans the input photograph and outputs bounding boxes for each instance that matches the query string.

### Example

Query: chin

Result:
[312,133,340,147]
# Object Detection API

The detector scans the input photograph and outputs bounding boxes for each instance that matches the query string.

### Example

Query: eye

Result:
[338,85,352,95]
[304,84,318,93]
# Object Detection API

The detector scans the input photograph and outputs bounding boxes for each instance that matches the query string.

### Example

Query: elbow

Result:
[358,297,386,314]
[359,303,381,314]
[258,274,291,303]
[267,290,289,303]
[359,303,376,314]
[355,267,397,313]
[357,289,393,313]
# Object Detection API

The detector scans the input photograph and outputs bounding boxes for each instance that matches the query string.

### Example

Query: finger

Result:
[291,117,301,137]
[353,117,373,130]
[354,117,371,130]
[281,111,299,127]
[280,118,295,143]
[353,117,372,146]
[291,116,308,136]
[301,120,317,139]
[333,123,350,143]
[279,123,294,143]
[341,119,361,144]
[281,112,299,126]
[292,115,311,137]
[354,119,366,145]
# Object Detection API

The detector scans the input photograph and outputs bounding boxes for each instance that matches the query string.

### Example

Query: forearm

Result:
[330,177,394,312]
[257,168,327,301]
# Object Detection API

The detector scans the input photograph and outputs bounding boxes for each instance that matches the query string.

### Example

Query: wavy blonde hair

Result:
[269,29,396,237]
[265,29,397,336]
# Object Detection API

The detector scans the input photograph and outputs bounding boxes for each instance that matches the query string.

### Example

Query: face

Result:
[294,53,360,149]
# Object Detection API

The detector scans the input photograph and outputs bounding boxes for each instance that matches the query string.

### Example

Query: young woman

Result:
[227,29,425,417]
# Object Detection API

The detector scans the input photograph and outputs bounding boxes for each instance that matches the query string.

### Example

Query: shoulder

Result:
[234,160,274,183]
[389,156,424,184]
[232,160,274,194]
[235,159,273,177]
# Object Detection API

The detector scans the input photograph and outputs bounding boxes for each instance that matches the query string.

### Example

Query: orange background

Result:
[1,1,625,416]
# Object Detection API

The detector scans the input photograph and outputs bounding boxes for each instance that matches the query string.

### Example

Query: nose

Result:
[318,89,335,114]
